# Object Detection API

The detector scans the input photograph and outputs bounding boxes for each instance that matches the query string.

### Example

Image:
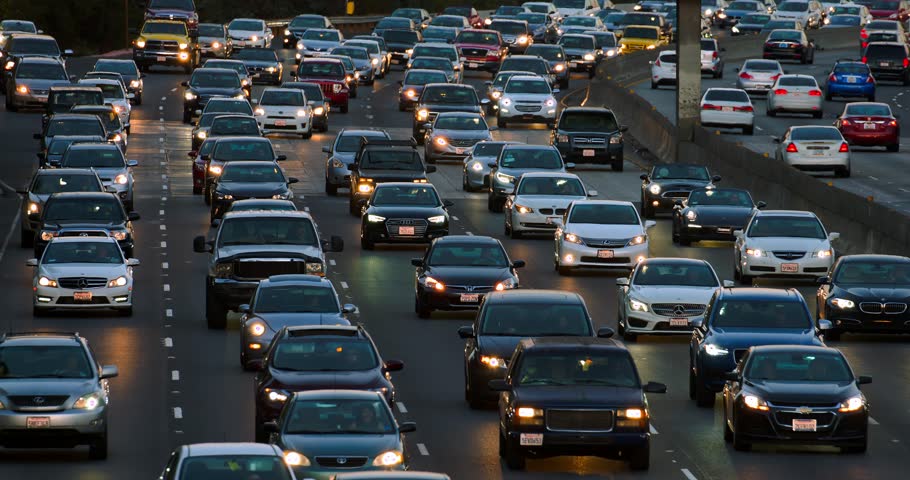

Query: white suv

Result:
[254,88,313,138]
[497,75,559,128]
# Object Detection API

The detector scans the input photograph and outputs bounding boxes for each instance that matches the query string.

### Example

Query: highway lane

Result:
[1,46,910,480]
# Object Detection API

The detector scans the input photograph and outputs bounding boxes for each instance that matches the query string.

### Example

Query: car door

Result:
[723,354,745,424]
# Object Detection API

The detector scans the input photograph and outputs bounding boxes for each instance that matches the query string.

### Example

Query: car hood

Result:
[708,328,821,349]
[281,433,401,457]
[478,335,526,359]
[836,285,910,300]
[514,385,645,407]
[253,312,350,333]
[650,179,712,190]
[217,181,288,197]
[41,263,126,279]
[198,35,223,44]
[301,40,341,50]
[367,206,444,218]
[358,169,426,180]
[268,368,382,390]
[629,285,718,304]
[189,86,244,96]
[501,93,554,103]
[146,9,194,19]
[498,166,564,177]
[421,103,482,114]
[514,194,587,208]
[332,152,356,165]
[140,33,189,42]
[688,206,754,226]
[748,380,857,405]
[431,129,491,140]
[229,29,265,38]
[0,379,97,397]
[563,223,643,238]
[424,265,512,285]
[386,41,415,50]
[42,221,123,231]
[217,245,323,261]
[746,237,829,252]
[17,78,71,90]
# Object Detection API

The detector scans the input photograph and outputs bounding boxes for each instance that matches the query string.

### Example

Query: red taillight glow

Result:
[889,120,899,127]
[862,56,868,63]
[712,51,719,59]
[828,74,837,82]
[860,29,868,38]
[903,58,909,68]
[867,75,875,83]
[861,41,869,49]
[770,74,781,81]
[734,105,754,112]
[808,90,822,96]
[655,59,661,67]
[841,119,851,127]
[839,142,849,153]
[702,103,720,110]
[786,143,798,153]
[774,89,788,95]
[739,72,753,79]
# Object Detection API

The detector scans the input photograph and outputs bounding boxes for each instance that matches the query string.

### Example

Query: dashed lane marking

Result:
[650,424,658,434]
[166,309,173,317]
[161,241,167,248]
[162,262,169,269]
[396,402,408,413]
[329,259,336,266]
[340,281,349,289]
[681,468,698,480]
[163,337,173,347]
[163,284,170,292]
[417,443,429,456]
[161,96,167,101]
[466,231,474,235]
[171,370,180,381]
[452,216,459,221]
[173,407,183,419]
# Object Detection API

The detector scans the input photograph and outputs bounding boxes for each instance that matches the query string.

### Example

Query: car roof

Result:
[50,85,103,92]
[205,59,245,65]
[222,160,279,169]
[0,332,83,347]
[185,443,280,457]
[291,389,383,401]
[485,289,583,304]
[509,74,548,82]
[17,56,61,65]
[639,257,710,267]
[749,344,842,355]
[865,41,908,47]
[49,191,117,200]
[194,67,238,75]
[718,287,805,300]
[48,114,104,121]
[519,337,624,350]
[79,79,122,87]
[144,19,186,25]
[36,167,100,176]
[7,33,55,41]
[753,209,817,217]
[570,199,635,207]
[376,182,437,189]
[263,274,330,285]
[436,111,483,117]
[502,143,557,150]
[222,209,313,220]
[211,136,270,143]
[504,55,546,60]
[66,142,120,151]
[49,236,119,244]
[434,235,500,245]
[339,128,389,136]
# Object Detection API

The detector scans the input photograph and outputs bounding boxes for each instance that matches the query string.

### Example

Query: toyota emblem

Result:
[672,305,687,316]
[33,396,45,405]
[796,406,812,415]
[336,457,347,465]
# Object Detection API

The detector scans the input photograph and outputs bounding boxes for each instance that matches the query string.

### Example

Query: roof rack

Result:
[1,331,80,342]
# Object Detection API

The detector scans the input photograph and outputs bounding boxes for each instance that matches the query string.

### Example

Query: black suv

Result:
[347,138,435,215]
[490,337,666,471]
[32,192,139,258]
[253,324,404,442]
[181,67,246,123]
[551,107,627,170]
[639,164,720,218]
[412,83,486,142]
[863,42,910,85]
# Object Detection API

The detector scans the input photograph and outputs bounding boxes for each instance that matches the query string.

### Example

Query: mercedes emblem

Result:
[673,305,687,316]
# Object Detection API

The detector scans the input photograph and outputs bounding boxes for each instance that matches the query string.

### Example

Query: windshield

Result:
[361,151,424,170]
[845,104,891,116]
[779,2,809,11]
[200,114,218,128]
[377,18,411,28]
[713,300,811,329]
[457,31,500,44]
[62,148,124,168]
[834,260,910,284]
[568,203,638,224]
[435,115,487,130]
[32,174,100,194]
[10,38,59,55]
[432,16,465,27]
[559,35,596,48]
[290,16,325,28]
[190,70,240,88]
[332,47,368,60]
[177,456,292,480]
[518,351,639,387]
[285,398,394,435]
[234,49,277,62]
[219,217,317,247]
[75,108,120,131]
[828,16,861,25]
[624,26,659,39]
[255,285,338,313]
[867,20,898,30]
[410,58,452,71]
[220,164,284,183]
[404,70,448,85]
[634,262,718,287]
[831,6,861,15]
[229,20,263,31]
[518,13,548,24]
[47,119,104,137]
[492,21,527,35]
[500,148,562,169]
[506,78,551,94]
[526,4,551,14]
[0,345,92,379]
[290,84,323,101]
[517,176,585,196]
[298,61,344,77]
[204,99,253,115]
[687,188,753,207]
[424,27,455,40]
[747,216,825,238]
[769,30,802,41]
[444,7,473,16]
[149,0,194,8]
[213,141,273,161]
[272,338,378,371]
[652,165,709,180]
[746,351,852,382]
[348,41,379,54]
[211,117,258,135]
[372,185,439,206]
[50,91,103,109]
[704,89,749,102]
[729,1,759,9]
[1,20,36,33]
[554,0,587,7]
[559,111,618,131]
[381,29,419,44]
[527,46,564,60]
[260,90,304,106]
[197,25,224,37]
[336,133,386,153]
[44,197,123,222]
[141,22,187,36]
[94,60,137,76]
[564,17,596,26]
[589,33,617,48]
[16,63,66,80]
[422,86,476,104]
[94,84,124,98]
[302,29,340,41]
[43,241,123,264]
[763,20,798,30]
[500,58,548,74]
[481,304,592,335]
[789,127,843,141]
[744,60,782,71]
[428,244,508,267]
[413,45,457,61]
[204,61,247,76]
[228,201,295,213]
[392,8,423,20]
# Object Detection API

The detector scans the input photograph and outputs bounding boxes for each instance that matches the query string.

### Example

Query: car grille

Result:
[546,409,614,432]
[446,285,495,293]
[31,88,49,96]
[859,302,908,314]
[572,137,606,145]
[145,40,180,51]
[624,44,647,52]
[387,218,428,237]
[58,277,108,289]
[520,222,558,229]
[581,238,627,248]
[660,191,691,199]
[266,115,296,120]
[233,260,307,279]
[772,251,806,261]
[774,411,836,428]
[651,303,706,317]
[249,66,275,73]
[580,256,631,264]
[315,456,368,468]
[461,48,490,57]
[7,395,70,408]
[318,83,344,96]
[265,123,299,130]
[57,231,109,238]
[449,138,479,147]
[538,208,566,215]
[566,53,584,61]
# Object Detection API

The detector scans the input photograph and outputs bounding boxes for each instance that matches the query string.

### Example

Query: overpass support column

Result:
[676,0,702,161]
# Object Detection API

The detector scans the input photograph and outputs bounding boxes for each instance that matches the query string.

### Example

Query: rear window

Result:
[778,76,817,87]
[789,127,843,141]
[834,64,870,75]
[659,53,677,63]
[865,44,908,58]
[704,89,749,102]
[844,104,892,116]
[744,60,780,71]
[700,40,716,51]
[500,58,548,74]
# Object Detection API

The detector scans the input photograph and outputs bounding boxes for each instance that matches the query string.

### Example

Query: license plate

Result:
[455,148,464,154]
[779,43,788,48]
[27,417,50,429]
[792,419,817,432]
[569,61,578,67]
[864,123,876,130]
[275,120,286,126]
[468,62,478,68]
[156,56,166,62]
[597,250,614,258]
[847,77,857,83]
[781,263,799,273]
[398,226,415,235]
[669,318,689,327]
[460,293,480,303]
[74,291,92,301]
[546,216,560,224]
[812,149,826,156]
[582,149,595,157]
[520,433,543,446]
[391,58,400,64]
[722,106,733,112]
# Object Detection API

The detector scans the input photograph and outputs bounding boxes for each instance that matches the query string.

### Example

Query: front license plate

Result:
[398,226,415,235]
[455,147,464,154]
[597,249,614,258]
[722,106,733,112]
[864,123,876,130]
[781,263,799,273]
[520,433,543,446]
[275,120,286,126]
[74,291,92,301]
[468,62,478,68]
[582,149,595,157]
[792,419,817,432]
[569,61,578,67]
[156,56,166,62]
[27,417,50,429]
[546,216,561,224]
[460,293,480,303]
[669,318,689,327]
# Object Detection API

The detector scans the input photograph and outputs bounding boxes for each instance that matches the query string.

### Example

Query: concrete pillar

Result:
[676,0,702,161]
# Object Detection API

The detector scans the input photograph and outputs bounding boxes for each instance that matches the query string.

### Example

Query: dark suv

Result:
[412,83,486,142]
[347,138,435,215]
[32,192,139,258]
[863,42,910,85]
[552,107,627,170]
[639,164,720,218]
[253,325,404,442]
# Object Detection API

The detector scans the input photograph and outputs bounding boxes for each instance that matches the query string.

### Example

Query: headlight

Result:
[564,232,583,244]
[838,396,864,412]
[812,249,833,258]
[330,158,345,168]
[491,91,501,99]
[705,9,713,15]
[627,235,646,246]
[215,193,233,200]
[306,262,324,274]
[405,48,413,55]
[272,192,290,200]
[284,29,291,36]
[373,451,403,467]
[283,451,310,467]
[405,89,416,98]
[732,26,740,33]
[251,35,258,42]
[629,298,648,312]
[427,215,446,224]
[313,106,324,115]
[28,202,39,213]
[371,58,379,65]
[254,107,265,116]
[584,53,595,61]
[266,66,276,73]
[130,80,140,88]
[743,394,769,411]
[557,28,564,35]
[367,214,386,223]
[184,92,197,101]
[197,131,207,139]
[517,407,543,418]
[495,172,514,184]
[495,278,517,291]
[423,276,445,291]
[831,298,855,309]
[111,231,128,241]
[358,183,373,193]
[481,355,507,368]
[265,388,288,403]
[296,109,308,117]
[648,184,661,195]
[4,60,14,70]
[606,49,617,57]
[38,276,57,287]
[554,63,565,72]
[297,42,304,50]
[73,392,104,410]
[745,248,766,258]
[108,276,128,287]
[609,134,622,144]
[704,343,729,356]
[112,133,123,143]
[40,231,56,241]
[354,71,361,79]
[686,211,697,221]
[717,12,727,19]
[621,408,644,419]
[417,109,429,119]
[113,105,122,114]
[136,39,146,48]
[179,43,188,50]
[114,174,128,185]
[518,35,529,44]
[214,263,233,277]
[545,98,556,107]
[484,18,492,25]
[249,321,266,336]
[212,41,221,49]
[15,85,28,95]
[470,162,483,171]
[515,204,533,214]
[209,165,222,175]
[434,137,447,146]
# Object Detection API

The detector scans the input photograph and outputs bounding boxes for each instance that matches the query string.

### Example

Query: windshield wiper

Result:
[520,379,567,386]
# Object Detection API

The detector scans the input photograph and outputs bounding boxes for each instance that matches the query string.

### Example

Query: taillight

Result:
[739,72,753,79]
[828,74,837,83]
[808,90,822,96]
[770,74,781,81]
[861,41,869,49]
[702,103,720,110]
[734,105,754,112]
[841,119,851,127]
[861,56,867,63]
[839,142,849,153]
[786,143,798,153]
[866,75,875,83]
[655,59,661,67]
[860,29,868,39]
[889,119,899,127]
[712,51,718,59]
[774,89,788,95]
[903,58,909,68]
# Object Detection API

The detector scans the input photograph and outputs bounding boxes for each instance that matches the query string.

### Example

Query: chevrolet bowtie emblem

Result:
[796,407,812,415]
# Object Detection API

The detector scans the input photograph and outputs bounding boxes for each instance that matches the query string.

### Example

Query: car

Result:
[405,56,458,83]
[732,12,773,34]
[190,112,223,150]
[347,138,433,214]
[295,28,344,62]
[17,169,105,247]
[292,58,350,113]
[560,15,607,37]
[253,325,402,439]
[412,84,484,141]
[700,87,755,135]
[390,8,432,29]
[491,336,665,471]
[227,18,272,49]
[208,114,261,145]
[239,274,354,370]
[158,443,296,479]
[0,331,118,459]
[518,12,559,44]
[483,70,536,114]
[859,19,906,50]
[690,287,829,407]
[640,164,720,218]
[455,29,507,73]
[420,26,458,44]
[189,138,216,195]
[734,209,840,283]
[323,129,390,196]
[554,199,656,272]
[443,6,484,28]
[524,1,561,22]
[860,30,905,49]
[131,20,197,73]
[703,0,728,24]
[458,289,612,406]
[488,5,532,25]
[829,3,873,23]
[774,125,852,176]
[763,29,816,63]
[824,13,866,27]
[226,198,297,213]
[824,60,876,101]
[43,85,104,121]
[462,141,522,191]
[331,45,375,85]
[868,0,910,20]
[346,39,388,78]
[499,55,555,86]
[767,74,824,117]
[66,105,128,151]
[381,29,422,67]
[280,81,330,132]
[0,34,71,91]
[397,69,448,112]
[373,17,416,36]
[717,0,766,27]
[234,48,284,85]
[722,345,870,452]
[862,41,910,84]
[283,14,333,49]
[252,88,313,138]
[77,78,131,131]
[361,183,452,249]
[618,25,669,52]
[34,113,108,153]
[201,58,253,94]
[650,50,677,88]
[735,58,784,93]
[429,15,471,32]
[37,134,104,168]
[554,0,603,17]
[525,45,569,89]
[4,56,71,112]
[180,68,246,123]
[551,106,626,169]
[209,161,298,222]
[773,0,825,28]
[267,390,415,478]
[496,75,558,128]
[506,172,593,239]
[489,19,533,54]
[816,254,910,339]
[672,187,765,245]
[143,0,198,29]
[0,19,38,38]
[91,59,143,105]
[32,191,138,259]
[410,42,463,79]
[835,101,899,151]
[201,136,285,201]
[197,22,231,58]
[558,34,601,78]
[583,30,621,61]
[424,112,494,163]
[193,210,343,328]
[487,144,570,212]
[617,258,724,340]
[59,142,138,210]
[700,38,725,78]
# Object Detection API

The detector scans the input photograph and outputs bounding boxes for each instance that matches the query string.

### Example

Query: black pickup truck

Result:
[347,138,436,215]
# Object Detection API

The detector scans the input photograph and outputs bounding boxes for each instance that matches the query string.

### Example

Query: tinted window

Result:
[835,260,910,284]
[255,285,338,313]
[178,456,291,480]
[17,63,66,80]
[44,197,123,222]
[260,90,304,106]
[213,141,273,161]
[481,304,592,335]
[0,20,36,33]
[712,300,811,328]
[371,185,439,206]
[32,174,101,194]
[432,16,465,27]
[500,148,562,168]
[376,18,412,29]
[456,31,500,44]
[559,111,618,131]
[62,148,125,168]
[687,188,753,207]
[410,57,453,71]
[301,29,340,41]
[700,40,717,51]
[778,76,817,87]
[518,13,548,24]
[728,1,760,9]
[428,243,508,267]
[554,0,588,7]
[865,44,908,58]
[563,17,596,26]
[421,86,476,104]
[203,61,248,76]
[778,2,809,11]
[834,64,871,75]
[866,21,898,30]
[413,45,457,61]
[190,70,240,88]
[50,91,103,108]
[473,142,511,157]
[381,30,419,44]
[652,165,709,180]
[0,345,92,379]
[871,0,899,8]
[220,164,284,182]
[789,127,843,141]
[828,16,861,25]
[844,104,891,116]
[46,119,104,137]
[347,41,379,54]
[704,89,749,102]
[634,262,718,287]
[746,351,852,382]
[43,241,123,264]
[211,117,258,135]
[747,216,825,238]
[506,78,551,94]
[742,14,771,23]
[272,338,378,371]
[218,217,317,247]
[768,30,802,41]
[526,46,564,60]
[234,49,278,62]
[228,20,263,31]
[285,399,394,435]
[148,0,194,8]
[435,115,488,130]
[559,35,596,48]
[404,70,448,85]
[500,58,548,74]
[332,47,369,60]
[517,350,639,387]
[517,176,585,196]
[568,203,639,224]
[744,60,782,71]
[197,25,224,37]
[360,150,423,170]
[290,16,326,28]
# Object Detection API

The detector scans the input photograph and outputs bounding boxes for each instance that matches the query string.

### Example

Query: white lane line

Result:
[166,309,173,317]
[304,206,310,212]
[159,137,165,143]
[869,176,879,181]
[396,402,408,413]
[649,424,659,434]
[452,216,459,221]
[161,241,167,248]
[170,88,176,92]
[159,209,165,215]
[870,417,879,425]
[159,148,165,154]
[160,224,167,230]
[681,468,698,480]
[171,370,180,381]
[159,106,164,111]
[160,117,164,122]
[164,337,174,347]
[416,443,429,456]
[162,262,170,269]
[465,231,474,235]
[161,196,167,201]
[755,126,763,131]
[163,284,171,292]
[340,281,349,289]
[0,208,21,268]
[161,96,167,101]
[329,259,336,266]
[173,407,183,419]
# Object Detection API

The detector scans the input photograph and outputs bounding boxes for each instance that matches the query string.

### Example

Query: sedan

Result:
[734,209,839,284]
[398,69,449,111]
[407,56,458,84]
[232,48,283,85]
[767,74,824,117]
[331,45,375,85]
[280,81,330,132]
[209,161,298,221]
[762,28,815,63]
[824,60,876,101]
[91,58,144,104]
[17,168,105,247]
[506,172,593,239]
[735,59,784,94]
[59,142,138,211]
[554,199,655,273]
[360,183,453,249]
[253,88,313,138]
[227,18,272,49]
[722,345,870,452]
[731,13,773,35]
[488,144,569,212]
[424,112,493,164]
[774,125,851,177]
[640,164,720,218]
[835,102,900,151]
[700,87,755,135]
[673,187,765,245]
[412,235,524,318]
[462,141,522,192]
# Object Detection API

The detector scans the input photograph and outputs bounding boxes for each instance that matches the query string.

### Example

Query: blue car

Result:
[825,60,876,101]
[689,287,830,408]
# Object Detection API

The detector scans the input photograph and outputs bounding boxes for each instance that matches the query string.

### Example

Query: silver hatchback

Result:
[735,59,784,94]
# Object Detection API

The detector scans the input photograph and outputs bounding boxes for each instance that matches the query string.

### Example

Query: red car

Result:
[292,58,350,113]
[869,0,910,21]
[835,102,900,151]
[189,138,216,195]
[455,29,507,73]
[442,6,484,29]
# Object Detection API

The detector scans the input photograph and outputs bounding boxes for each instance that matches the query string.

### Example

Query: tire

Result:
[325,179,338,196]
[694,372,715,408]
[462,174,475,192]
[360,233,374,250]
[887,143,899,152]
[88,432,108,460]
[341,103,349,113]
[192,184,202,195]
[679,234,691,247]
[488,195,497,212]
[301,128,312,140]
[641,198,655,219]
[612,159,623,171]
[813,110,823,119]
[491,196,504,213]
[204,184,212,205]
[117,306,133,317]
[732,414,751,451]
[135,93,143,105]
[628,443,650,471]
[904,73,910,87]
[182,109,192,124]
[622,328,638,342]
[254,417,268,443]
[767,108,776,117]
[465,370,484,410]
[688,366,697,400]
[184,64,193,74]
[836,165,851,178]
[739,274,753,286]
[415,296,431,318]
[20,229,33,248]
[650,81,657,89]
[723,404,734,443]
[743,125,754,136]
[588,69,595,79]
[502,435,526,470]
[867,95,875,102]
[510,224,522,239]
[557,265,572,276]
[349,200,360,216]
[350,88,357,99]
[205,283,227,329]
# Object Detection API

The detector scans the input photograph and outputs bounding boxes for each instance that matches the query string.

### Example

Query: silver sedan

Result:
[767,74,824,118]
[424,112,493,164]
[734,59,784,94]
[462,141,521,192]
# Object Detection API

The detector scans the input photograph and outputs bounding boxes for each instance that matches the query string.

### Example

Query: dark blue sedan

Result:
[825,60,876,101]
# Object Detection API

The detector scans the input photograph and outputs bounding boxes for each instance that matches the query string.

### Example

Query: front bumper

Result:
[0,408,108,447]
[555,141,623,163]
[256,115,309,134]
[734,405,867,447]
[505,429,648,458]
[498,104,556,122]
[463,57,501,71]
[740,253,833,278]
[558,239,648,269]
[624,308,702,335]
[468,360,508,399]
[825,308,910,334]
[241,329,275,367]
[212,277,259,309]
[35,238,133,258]
[133,49,191,66]
[362,220,448,245]
[34,285,132,309]
[643,190,691,212]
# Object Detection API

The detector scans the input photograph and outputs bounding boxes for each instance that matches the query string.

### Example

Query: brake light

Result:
[862,56,867,63]
[889,119,899,127]
[828,74,837,83]
[861,29,868,39]
[861,41,869,49]
[770,74,781,81]
[774,89,788,95]
[739,72,753,79]
[702,103,720,110]
[808,90,822,96]
[866,75,875,83]
[734,105,753,112]
[712,51,718,60]
[786,143,798,153]
[903,58,909,68]
[839,142,849,153]
[655,59,661,67]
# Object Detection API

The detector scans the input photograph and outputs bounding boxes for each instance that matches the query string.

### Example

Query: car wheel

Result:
[325,179,338,196]
[688,363,697,400]
[588,69,595,79]
[622,327,637,342]
[348,200,360,216]
[739,273,753,286]
[650,81,657,89]
[204,185,212,205]
[492,197,504,213]
[135,92,143,105]
[836,165,851,178]
[301,128,312,139]
[462,174,475,192]
[723,403,733,442]
[504,219,512,236]
[679,234,691,247]
[743,125,754,135]
[88,431,108,460]
[254,416,268,443]
[887,143,900,152]
[825,329,842,341]
[767,108,776,117]
[117,306,133,317]
[465,370,484,410]
[732,413,751,451]
[612,159,623,171]
[398,103,406,112]
[628,442,650,471]
[341,103,349,113]
[694,372,715,408]
[510,223,522,239]
[360,233,374,250]
[487,194,496,212]
[350,88,357,99]
[415,295,432,318]
[32,305,48,317]
[205,283,227,329]
[560,78,569,89]
[502,434,526,470]
[20,229,33,248]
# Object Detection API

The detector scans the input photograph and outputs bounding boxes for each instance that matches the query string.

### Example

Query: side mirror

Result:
[399,421,417,433]
[193,235,211,253]
[734,66,740,72]
[211,219,221,228]
[127,258,141,266]
[63,49,74,56]
[487,162,498,168]
[817,276,830,285]
[188,151,197,158]
[322,146,332,154]
[100,365,119,379]
[587,189,598,197]
[721,47,727,52]
[36,152,46,160]
[180,81,189,87]
[642,381,667,394]
[756,201,767,209]
[263,421,280,433]
[287,177,299,184]
[723,280,735,287]
[397,80,403,86]
[639,173,649,181]
[857,375,872,385]
[488,379,510,392]
[818,319,833,331]
[644,220,656,229]
[329,235,344,252]
[620,125,628,132]
[127,212,141,221]
[828,232,840,241]
[238,304,251,314]
[690,318,704,329]
[342,303,357,314]
[383,359,405,372]
[443,199,454,207]
[722,371,739,382]
[512,260,526,268]
[733,230,744,238]
[140,73,147,79]
[565,162,576,169]
[276,155,288,161]
[425,165,437,173]
[711,175,721,182]
[596,327,615,338]
[33,133,42,140]
[26,259,38,267]
[127,160,139,167]
[616,277,630,286]
[411,258,424,267]
[457,325,475,339]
